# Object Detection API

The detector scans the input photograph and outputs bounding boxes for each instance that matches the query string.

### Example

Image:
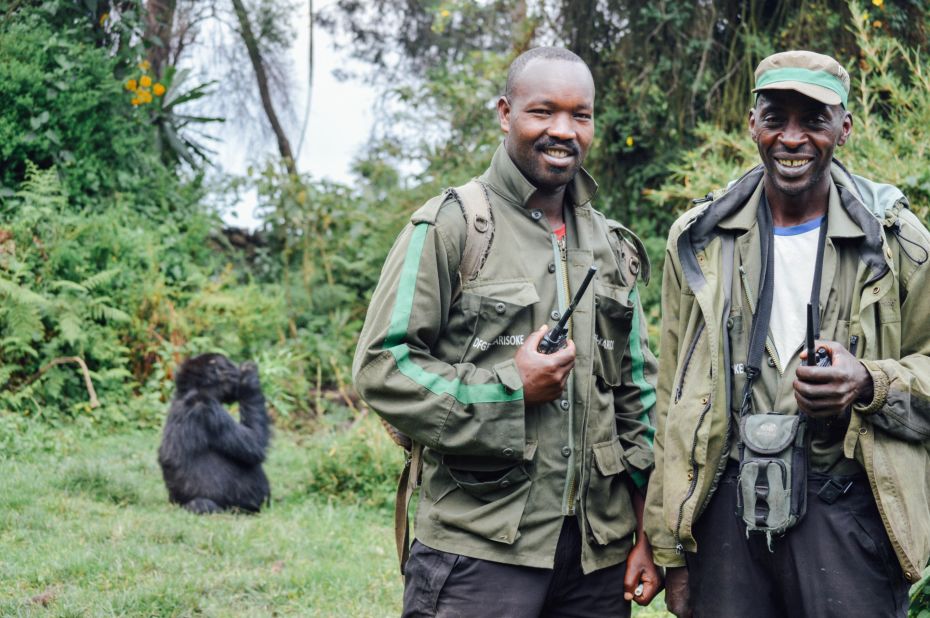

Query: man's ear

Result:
[497,96,511,133]
[836,110,853,147]
[748,107,759,144]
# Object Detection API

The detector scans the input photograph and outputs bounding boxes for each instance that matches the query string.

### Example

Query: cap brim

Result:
[752,81,842,106]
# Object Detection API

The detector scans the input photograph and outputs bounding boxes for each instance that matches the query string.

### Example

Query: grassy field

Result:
[0,423,671,617]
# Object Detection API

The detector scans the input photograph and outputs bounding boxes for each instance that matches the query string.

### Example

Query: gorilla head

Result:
[173,353,241,404]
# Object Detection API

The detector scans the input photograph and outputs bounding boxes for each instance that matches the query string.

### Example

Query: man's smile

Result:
[537,143,578,168]
[773,155,814,177]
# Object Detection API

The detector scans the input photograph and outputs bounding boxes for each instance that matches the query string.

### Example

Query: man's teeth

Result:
[545,149,570,159]
[777,159,809,168]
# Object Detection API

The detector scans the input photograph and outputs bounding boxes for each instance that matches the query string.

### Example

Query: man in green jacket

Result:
[354,47,660,616]
[645,50,930,617]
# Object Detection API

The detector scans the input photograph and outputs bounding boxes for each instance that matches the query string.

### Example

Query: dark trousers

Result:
[402,517,630,618]
[686,465,910,618]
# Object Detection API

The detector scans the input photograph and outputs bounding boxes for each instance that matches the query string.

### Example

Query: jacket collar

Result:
[715,174,864,240]
[679,160,889,293]
[481,143,599,210]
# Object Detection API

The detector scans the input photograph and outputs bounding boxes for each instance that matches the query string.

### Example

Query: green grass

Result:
[0,422,671,616]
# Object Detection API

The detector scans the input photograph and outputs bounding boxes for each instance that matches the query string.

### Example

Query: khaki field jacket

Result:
[353,145,657,573]
[644,162,930,582]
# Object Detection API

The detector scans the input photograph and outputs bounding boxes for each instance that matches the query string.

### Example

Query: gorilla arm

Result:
[206,363,269,466]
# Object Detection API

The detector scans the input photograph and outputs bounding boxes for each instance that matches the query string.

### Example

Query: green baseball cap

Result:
[753,50,850,108]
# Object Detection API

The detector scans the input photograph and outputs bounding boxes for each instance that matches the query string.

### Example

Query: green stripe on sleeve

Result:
[389,345,523,403]
[630,470,648,489]
[383,222,523,404]
[385,223,430,347]
[629,286,656,444]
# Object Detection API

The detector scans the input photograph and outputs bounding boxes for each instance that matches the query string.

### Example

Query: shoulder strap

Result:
[394,442,421,576]
[448,179,494,284]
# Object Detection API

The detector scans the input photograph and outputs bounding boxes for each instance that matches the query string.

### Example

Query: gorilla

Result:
[158,353,271,514]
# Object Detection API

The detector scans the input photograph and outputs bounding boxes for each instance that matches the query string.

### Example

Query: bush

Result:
[301,414,405,511]
[912,566,930,617]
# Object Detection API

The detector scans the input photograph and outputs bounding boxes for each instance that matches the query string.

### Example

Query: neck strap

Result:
[740,194,829,417]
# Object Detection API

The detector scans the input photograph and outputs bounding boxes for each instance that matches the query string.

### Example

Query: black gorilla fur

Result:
[158,353,271,514]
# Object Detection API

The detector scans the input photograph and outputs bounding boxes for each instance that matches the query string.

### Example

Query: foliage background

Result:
[1,0,929,613]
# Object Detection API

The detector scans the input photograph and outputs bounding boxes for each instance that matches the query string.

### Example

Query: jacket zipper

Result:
[675,396,713,553]
[739,266,782,373]
[674,323,706,403]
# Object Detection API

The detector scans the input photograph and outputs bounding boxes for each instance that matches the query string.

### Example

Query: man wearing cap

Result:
[644,50,930,617]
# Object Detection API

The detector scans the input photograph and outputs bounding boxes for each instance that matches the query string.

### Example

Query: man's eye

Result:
[574,113,592,120]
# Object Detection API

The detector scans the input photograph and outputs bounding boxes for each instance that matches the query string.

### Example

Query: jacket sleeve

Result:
[613,284,657,491]
[643,239,688,567]
[352,210,527,459]
[854,212,930,443]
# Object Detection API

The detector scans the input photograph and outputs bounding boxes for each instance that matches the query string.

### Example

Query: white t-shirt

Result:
[770,216,824,367]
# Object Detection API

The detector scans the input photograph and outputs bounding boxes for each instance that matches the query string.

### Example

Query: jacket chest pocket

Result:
[458,280,539,363]
[592,281,633,387]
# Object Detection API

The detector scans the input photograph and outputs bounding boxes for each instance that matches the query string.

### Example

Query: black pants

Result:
[686,465,910,618]
[402,517,630,618]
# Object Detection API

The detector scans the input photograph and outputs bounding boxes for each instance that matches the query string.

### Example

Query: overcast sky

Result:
[215,0,376,229]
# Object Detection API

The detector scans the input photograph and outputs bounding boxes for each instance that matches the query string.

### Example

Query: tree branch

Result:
[230,0,297,175]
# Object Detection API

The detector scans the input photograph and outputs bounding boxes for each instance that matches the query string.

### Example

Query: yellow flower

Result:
[131,97,141,106]
[872,0,883,6]
[873,19,883,27]
[626,136,634,147]
[125,78,138,91]
[440,9,450,17]
[138,59,151,72]
[153,83,166,96]
[139,75,152,88]
[139,90,153,104]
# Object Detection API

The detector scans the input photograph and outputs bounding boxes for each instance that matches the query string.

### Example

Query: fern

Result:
[81,268,121,292]
[57,311,83,346]
[89,299,131,324]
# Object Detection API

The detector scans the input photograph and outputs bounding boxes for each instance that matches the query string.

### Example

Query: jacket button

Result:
[767,357,776,368]
[500,479,511,488]
[624,310,633,320]
[872,286,880,295]
[495,302,506,314]
[687,470,694,481]
[531,210,543,220]
[561,446,572,457]
[502,447,515,457]
[905,571,913,579]
[551,310,561,320]
[548,262,556,273]
[859,427,868,435]
[727,318,734,329]
[560,399,570,410]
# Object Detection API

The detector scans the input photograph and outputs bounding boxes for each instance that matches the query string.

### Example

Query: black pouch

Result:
[737,413,808,546]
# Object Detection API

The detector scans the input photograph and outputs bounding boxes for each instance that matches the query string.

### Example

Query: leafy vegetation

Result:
[0,0,928,610]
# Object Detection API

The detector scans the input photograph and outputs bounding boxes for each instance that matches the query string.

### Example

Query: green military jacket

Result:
[353,145,657,573]
[644,162,930,583]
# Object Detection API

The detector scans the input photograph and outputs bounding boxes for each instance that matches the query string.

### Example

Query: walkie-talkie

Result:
[806,302,831,367]
[538,266,598,354]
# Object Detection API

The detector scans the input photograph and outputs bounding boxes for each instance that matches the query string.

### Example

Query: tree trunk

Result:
[144,0,178,78]
[231,0,298,175]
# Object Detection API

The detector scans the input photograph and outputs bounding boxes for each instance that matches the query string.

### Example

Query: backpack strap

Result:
[391,179,494,576]
[394,442,422,575]
[449,179,494,285]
